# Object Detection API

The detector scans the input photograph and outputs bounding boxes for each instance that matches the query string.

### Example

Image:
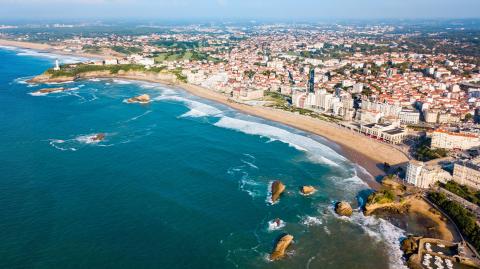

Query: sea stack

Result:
[270,234,294,261]
[92,133,105,142]
[335,201,353,217]
[34,87,65,94]
[271,180,285,203]
[300,185,316,196]
[127,94,151,104]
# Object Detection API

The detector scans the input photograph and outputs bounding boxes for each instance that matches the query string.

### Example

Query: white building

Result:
[405,160,452,188]
[232,88,264,101]
[430,130,480,150]
[453,159,480,190]
[104,58,118,65]
[399,109,420,125]
[359,122,409,144]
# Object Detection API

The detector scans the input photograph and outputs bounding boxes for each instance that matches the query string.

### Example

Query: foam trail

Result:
[214,116,345,166]
[155,95,223,118]
[125,110,152,122]
[301,215,323,226]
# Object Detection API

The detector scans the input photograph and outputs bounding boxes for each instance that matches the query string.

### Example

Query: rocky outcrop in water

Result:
[127,94,151,104]
[300,185,316,196]
[335,201,353,217]
[271,180,285,203]
[33,87,66,94]
[92,133,105,142]
[270,234,294,261]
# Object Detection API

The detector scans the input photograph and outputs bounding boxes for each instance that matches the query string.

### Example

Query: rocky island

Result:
[270,234,294,261]
[300,185,316,196]
[270,180,285,203]
[92,133,105,142]
[32,87,70,95]
[335,201,353,217]
[127,94,151,104]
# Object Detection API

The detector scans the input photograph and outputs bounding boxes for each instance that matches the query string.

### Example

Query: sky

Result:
[1,0,479,21]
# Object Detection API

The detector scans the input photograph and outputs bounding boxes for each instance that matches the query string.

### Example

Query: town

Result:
[2,20,480,269]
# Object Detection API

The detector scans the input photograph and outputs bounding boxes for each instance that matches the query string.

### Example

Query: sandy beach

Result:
[2,39,410,188]
[64,71,409,188]
[0,39,108,60]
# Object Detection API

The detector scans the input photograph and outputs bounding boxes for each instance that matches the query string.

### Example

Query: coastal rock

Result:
[34,87,65,94]
[300,185,316,196]
[271,180,285,203]
[28,74,75,84]
[401,236,419,255]
[270,234,294,261]
[335,201,353,217]
[92,133,105,142]
[127,94,151,104]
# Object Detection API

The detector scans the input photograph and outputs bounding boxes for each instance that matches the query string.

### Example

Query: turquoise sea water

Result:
[0,47,407,269]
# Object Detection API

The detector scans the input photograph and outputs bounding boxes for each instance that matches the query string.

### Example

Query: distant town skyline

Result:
[1,0,480,20]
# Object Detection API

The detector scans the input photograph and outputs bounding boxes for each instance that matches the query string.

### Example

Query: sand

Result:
[1,39,411,188]
[0,39,108,60]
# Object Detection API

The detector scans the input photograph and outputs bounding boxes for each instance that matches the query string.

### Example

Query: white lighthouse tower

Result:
[54,59,60,71]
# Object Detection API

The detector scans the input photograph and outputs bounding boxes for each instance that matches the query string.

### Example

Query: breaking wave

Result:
[214,116,345,167]
[155,95,223,118]
[332,208,408,269]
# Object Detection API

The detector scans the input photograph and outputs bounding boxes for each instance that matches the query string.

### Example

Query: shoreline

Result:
[0,40,410,189]
[34,72,408,189]
[0,39,107,60]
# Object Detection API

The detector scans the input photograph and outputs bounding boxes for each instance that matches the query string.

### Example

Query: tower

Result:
[54,59,60,71]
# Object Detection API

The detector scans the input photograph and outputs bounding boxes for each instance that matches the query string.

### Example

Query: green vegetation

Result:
[268,103,341,123]
[46,64,148,77]
[264,91,290,107]
[82,45,102,54]
[428,192,480,251]
[153,50,222,63]
[244,70,256,79]
[46,63,168,78]
[415,137,448,161]
[110,46,142,55]
[367,189,396,204]
[441,181,480,206]
[151,40,203,50]
[170,69,187,83]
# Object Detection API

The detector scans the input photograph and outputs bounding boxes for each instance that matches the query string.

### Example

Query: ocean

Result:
[0,47,407,269]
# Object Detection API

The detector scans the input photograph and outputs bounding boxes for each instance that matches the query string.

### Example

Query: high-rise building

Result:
[307,68,315,93]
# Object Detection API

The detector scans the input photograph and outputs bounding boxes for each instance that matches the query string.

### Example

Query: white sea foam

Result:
[28,91,49,96]
[267,219,286,231]
[239,175,263,198]
[241,159,258,169]
[113,79,132,85]
[155,95,223,118]
[301,215,323,226]
[75,134,105,144]
[89,78,101,82]
[214,116,345,167]
[125,110,152,122]
[332,208,408,269]
[17,50,87,63]
[48,139,77,151]
[351,213,408,269]
[46,81,75,85]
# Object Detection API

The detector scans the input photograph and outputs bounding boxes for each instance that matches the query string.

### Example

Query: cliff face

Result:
[28,70,178,85]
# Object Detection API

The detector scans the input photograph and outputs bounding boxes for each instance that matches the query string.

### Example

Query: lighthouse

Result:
[54,59,60,71]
